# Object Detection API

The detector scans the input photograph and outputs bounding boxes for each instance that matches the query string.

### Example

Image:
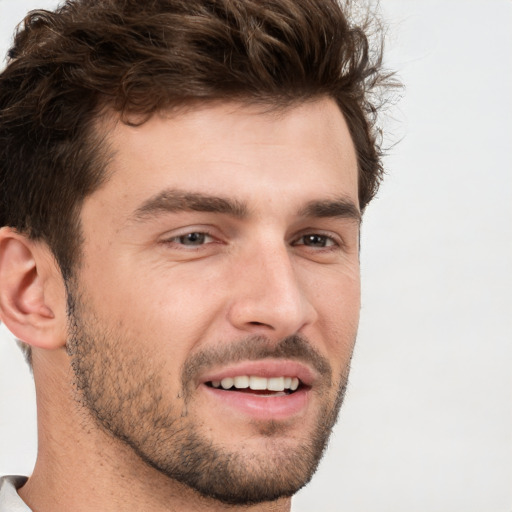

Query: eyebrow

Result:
[131,189,360,224]
[132,190,249,221]
[298,198,361,223]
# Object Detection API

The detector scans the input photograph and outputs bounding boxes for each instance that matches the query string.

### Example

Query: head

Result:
[0,0,392,506]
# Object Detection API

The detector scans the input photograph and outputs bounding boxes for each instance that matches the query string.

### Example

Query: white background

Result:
[0,1,511,511]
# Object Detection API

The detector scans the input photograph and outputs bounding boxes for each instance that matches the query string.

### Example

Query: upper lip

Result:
[199,359,317,388]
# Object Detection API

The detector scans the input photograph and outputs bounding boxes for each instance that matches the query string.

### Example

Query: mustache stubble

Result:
[180,334,334,401]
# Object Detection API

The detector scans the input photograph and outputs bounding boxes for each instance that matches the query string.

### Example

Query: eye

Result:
[294,234,337,248]
[166,232,215,246]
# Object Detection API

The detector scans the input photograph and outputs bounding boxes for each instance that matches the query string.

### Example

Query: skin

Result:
[0,96,360,512]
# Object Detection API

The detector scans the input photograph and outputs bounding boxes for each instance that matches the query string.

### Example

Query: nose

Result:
[227,243,318,338]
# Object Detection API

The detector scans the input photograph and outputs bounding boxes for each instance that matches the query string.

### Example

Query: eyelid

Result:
[159,226,220,246]
[292,230,343,249]
[171,232,214,242]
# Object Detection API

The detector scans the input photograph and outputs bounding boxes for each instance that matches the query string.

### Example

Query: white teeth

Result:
[220,377,234,390]
[267,377,285,392]
[210,376,301,392]
[233,376,249,389]
[249,376,267,390]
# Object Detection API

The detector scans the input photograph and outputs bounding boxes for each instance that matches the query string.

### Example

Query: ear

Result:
[0,227,67,350]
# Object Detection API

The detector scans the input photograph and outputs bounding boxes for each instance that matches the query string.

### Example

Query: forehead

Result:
[89,97,359,220]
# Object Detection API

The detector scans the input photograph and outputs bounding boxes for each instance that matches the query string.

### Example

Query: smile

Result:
[208,376,300,393]
[199,360,316,419]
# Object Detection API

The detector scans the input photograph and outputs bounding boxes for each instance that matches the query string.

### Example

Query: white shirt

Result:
[0,476,31,511]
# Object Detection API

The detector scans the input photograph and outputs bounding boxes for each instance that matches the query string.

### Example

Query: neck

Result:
[18,349,291,512]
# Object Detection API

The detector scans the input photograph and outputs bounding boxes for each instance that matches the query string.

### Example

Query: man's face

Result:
[67,97,361,504]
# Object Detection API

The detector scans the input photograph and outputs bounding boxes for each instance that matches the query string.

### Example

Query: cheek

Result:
[323,298,359,353]
[309,266,360,358]
[99,265,229,353]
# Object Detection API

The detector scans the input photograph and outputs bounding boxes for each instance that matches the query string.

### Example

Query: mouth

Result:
[199,361,315,421]
[206,375,304,397]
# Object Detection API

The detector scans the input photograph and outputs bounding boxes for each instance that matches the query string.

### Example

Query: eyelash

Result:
[161,230,341,251]
[161,229,217,248]
[293,233,340,249]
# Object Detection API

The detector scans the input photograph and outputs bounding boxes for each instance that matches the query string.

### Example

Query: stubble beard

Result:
[65,289,352,506]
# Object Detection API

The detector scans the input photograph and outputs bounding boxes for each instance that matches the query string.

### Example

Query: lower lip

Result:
[203,385,310,421]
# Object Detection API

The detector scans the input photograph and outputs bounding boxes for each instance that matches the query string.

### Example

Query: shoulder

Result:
[0,476,31,511]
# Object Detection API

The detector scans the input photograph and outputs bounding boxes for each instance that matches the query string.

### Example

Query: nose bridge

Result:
[228,238,316,335]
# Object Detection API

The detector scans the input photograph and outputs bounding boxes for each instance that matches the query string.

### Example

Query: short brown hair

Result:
[0,0,392,278]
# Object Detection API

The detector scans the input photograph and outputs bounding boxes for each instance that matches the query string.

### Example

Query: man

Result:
[0,0,391,510]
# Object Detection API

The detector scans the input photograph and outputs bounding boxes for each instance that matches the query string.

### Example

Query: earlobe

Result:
[0,227,67,350]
